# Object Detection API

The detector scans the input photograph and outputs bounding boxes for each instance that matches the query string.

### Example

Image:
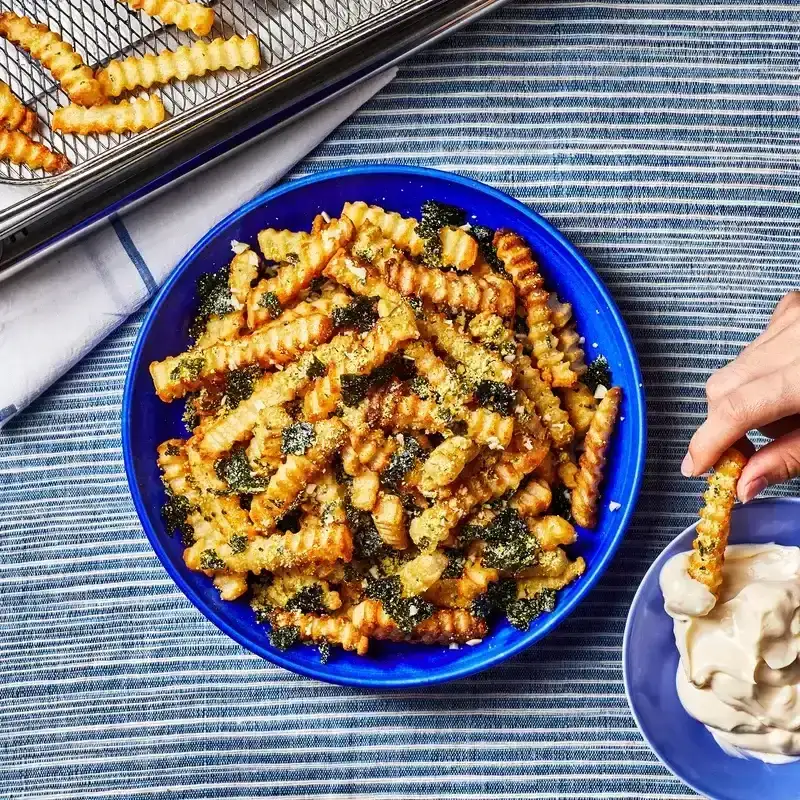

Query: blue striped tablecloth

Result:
[2,1,800,797]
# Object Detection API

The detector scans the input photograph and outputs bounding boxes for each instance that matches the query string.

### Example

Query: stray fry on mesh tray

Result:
[98,35,261,97]
[0,12,105,106]
[53,95,166,135]
[150,198,623,660]
[687,447,747,596]
[116,0,215,37]
[0,129,68,173]
[0,81,35,133]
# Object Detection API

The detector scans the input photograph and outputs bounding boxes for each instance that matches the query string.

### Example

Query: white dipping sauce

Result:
[660,544,800,762]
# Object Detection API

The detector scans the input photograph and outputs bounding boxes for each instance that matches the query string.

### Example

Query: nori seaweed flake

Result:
[365,574,434,633]
[189,265,234,341]
[214,447,268,494]
[340,374,372,407]
[285,585,326,615]
[380,436,426,493]
[584,355,612,394]
[223,365,264,410]
[331,296,379,333]
[161,492,196,546]
[258,291,283,319]
[281,422,316,456]
[469,224,505,273]
[306,355,327,379]
[417,200,466,238]
[475,380,516,416]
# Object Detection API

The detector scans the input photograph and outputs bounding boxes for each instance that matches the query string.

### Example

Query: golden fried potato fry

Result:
[571,386,622,528]
[372,492,410,550]
[271,611,369,655]
[0,129,68,173]
[0,81,35,133]
[117,0,215,37]
[687,447,747,595]
[494,229,575,387]
[98,35,260,97]
[0,13,104,106]
[53,95,165,135]
[419,436,480,494]
[517,355,574,449]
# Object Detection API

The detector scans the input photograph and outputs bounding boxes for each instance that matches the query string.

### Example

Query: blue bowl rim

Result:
[122,163,647,688]
[622,496,800,798]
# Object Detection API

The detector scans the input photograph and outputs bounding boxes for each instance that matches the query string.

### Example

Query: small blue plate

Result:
[123,165,646,688]
[624,497,800,799]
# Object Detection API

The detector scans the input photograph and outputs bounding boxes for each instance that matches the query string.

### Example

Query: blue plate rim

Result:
[122,164,647,688]
[622,496,800,799]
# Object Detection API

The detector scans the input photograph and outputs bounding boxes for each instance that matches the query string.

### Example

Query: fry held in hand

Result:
[687,448,747,595]
[53,95,165,135]
[0,82,35,133]
[98,35,261,97]
[0,129,68,173]
[0,13,104,106]
[116,0,215,37]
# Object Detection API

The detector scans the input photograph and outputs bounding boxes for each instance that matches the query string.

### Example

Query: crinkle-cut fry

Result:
[0,81,35,133]
[340,406,398,473]
[342,210,477,271]
[248,217,355,327]
[493,228,574,388]
[213,572,248,601]
[561,382,597,438]
[219,518,353,574]
[371,492,410,550]
[98,35,260,97]
[366,382,513,448]
[53,95,165,135]
[517,355,574,449]
[271,611,369,655]
[384,256,514,317]
[194,311,243,349]
[687,447,747,596]
[409,432,549,550]
[468,311,516,353]
[116,0,215,36]
[350,599,488,644]
[198,356,313,456]
[0,13,104,106]
[249,419,346,531]
[557,323,587,377]
[150,313,331,401]
[0,129,68,174]
[548,291,573,331]
[510,478,552,518]
[403,340,472,414]
[517,555,585,597]
[323,247,408,311]
[528,515,577,551]
[421,312,513,386]
[350,470,380,511]
[424,544,499,608]
[259,289,350,333]
[228,247,260,307]
[556,450,579,490]
[246,405,292,475]
[398,552,448,596]
[533,449,558,485]
[303,303,418,421]
[342,201,423,253]
[571,386,622,529]
[419,436,480,495]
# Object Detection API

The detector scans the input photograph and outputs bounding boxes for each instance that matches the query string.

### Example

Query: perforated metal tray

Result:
[0,0,505,277]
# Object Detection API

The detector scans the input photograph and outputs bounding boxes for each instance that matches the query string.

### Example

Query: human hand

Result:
[682,291,800,503]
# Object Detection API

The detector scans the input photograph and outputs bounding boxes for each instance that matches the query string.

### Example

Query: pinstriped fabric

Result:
[2,0,800,797]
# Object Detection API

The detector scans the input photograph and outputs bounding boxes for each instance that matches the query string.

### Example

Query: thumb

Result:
[738,428,800,503]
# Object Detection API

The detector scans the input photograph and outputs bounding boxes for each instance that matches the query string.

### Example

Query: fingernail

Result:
[681,453,694,477]
[741,477,768,504]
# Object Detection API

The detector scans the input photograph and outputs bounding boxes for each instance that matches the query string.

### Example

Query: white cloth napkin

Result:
[0,69,396,430]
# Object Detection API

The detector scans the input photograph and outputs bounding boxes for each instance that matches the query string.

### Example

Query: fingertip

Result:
[680,452,694,478]
[739,476,768,504]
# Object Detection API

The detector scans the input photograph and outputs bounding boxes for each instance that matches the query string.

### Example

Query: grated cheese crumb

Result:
[409,604,419,616]
[321,210,331,223]
[592,342,599,348]
[344,258,367,281]
[230,239,248,255]
[503,354,515,363]
[486,436,504,451]
[608,501,622,512]
[465,639,483,646]
[594,384,608,400]
[449,642,460,650]
[578,336,585,344]
[368,566,380,578]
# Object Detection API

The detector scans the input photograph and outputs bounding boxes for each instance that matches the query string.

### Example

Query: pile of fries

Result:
[151,199,623,659]
[0,3,261,173]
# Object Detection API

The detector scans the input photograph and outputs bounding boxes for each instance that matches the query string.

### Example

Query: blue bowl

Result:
[123,165,646,688]
[624,497,800,799]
